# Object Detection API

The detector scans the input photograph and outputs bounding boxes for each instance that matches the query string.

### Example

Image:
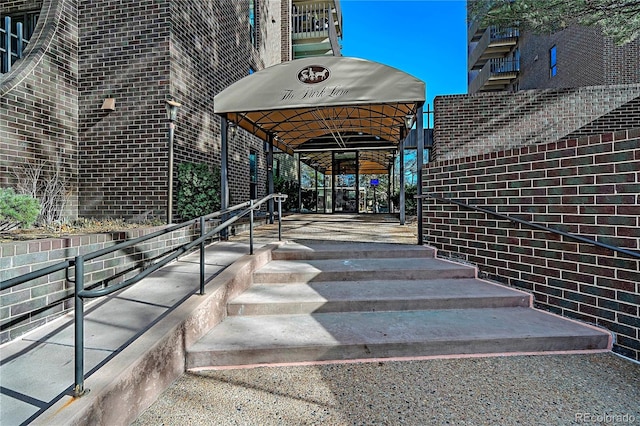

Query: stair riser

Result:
[272,250,435,261]
[228,296,531,316]
[186,335,610,369]
[252,269,477,283]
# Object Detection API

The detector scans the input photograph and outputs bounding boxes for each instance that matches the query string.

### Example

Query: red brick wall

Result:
[422,129,640,361]
[3,0,278,223]
[518,26,640,90]
[433,84,640,162]
[77,0,271,221]
[0,224,200,344]
[1,0,78,214]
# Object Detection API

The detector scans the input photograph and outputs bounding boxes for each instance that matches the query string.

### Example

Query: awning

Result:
[214,57,425,174]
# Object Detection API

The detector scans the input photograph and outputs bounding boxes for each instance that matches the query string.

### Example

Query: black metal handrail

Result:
[420,193,640,260]
[0,193,287,397]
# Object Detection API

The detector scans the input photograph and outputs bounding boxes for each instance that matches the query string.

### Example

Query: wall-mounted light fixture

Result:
[101,97,116,111]
[404,114,415,130]
[166,99,181,121]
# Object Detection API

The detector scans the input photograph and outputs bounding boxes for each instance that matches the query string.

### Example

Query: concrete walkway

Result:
[2,214,639,425]
[1,238,269,426]
[134,214,639,426]
[0,213,415,425]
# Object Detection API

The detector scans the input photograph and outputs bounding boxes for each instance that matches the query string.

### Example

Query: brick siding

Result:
[1,0,79,216]
[433,84,640,162]
[0,225,200,343]
[422,129,640,361]
[1,0,286,343]
[281,0,291,62]
[518,26,640,90]
[3,0,281,222]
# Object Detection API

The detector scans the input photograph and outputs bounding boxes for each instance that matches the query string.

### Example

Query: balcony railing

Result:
[292,2,333,40]
[469,57,520,94]
[1,16,30,74]
[468,25,519,70]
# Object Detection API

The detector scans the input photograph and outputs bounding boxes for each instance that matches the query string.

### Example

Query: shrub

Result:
[176,163,221,221]
[0,188,41,229]
[13,160,68,226]
[273,175,299,211]
[391,184,417,215]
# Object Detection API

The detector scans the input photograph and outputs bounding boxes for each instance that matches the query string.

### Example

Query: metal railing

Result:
[292,2,333,39]
[0,193,287,397]
[468,25,519,71]
[469,56,520,94]
[1,16,30,74]
[420,193,640,260]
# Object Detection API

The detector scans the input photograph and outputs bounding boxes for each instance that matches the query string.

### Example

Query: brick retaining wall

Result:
[433,84,640,162]
[0,225,199,343]
[422,129,640,360]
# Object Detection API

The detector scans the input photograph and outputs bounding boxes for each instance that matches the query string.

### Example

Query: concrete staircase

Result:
[186,241,611,369]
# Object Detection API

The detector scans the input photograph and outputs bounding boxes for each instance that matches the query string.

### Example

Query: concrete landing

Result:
[0,241,273,426]
[186,307,611,369]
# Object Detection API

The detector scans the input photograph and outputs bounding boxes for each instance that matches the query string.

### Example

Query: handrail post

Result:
[277,195,283,241]
[74,256,87,397]
[199,216,205,295]
[249,199,254,255]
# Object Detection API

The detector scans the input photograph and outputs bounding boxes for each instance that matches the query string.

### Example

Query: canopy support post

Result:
[387,164,392,215]
[267,134,274,224]
[416,105,424,245]
[297,153,302,212]
[220,115,230,239]
[399,129,405,225]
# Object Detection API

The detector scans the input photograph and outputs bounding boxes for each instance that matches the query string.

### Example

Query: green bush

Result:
[273,175,299,211]
[0,188,41,228]
[176,163,221,221]
[391,184,417,216]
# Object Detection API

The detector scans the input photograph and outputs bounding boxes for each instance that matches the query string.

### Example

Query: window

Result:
[4,10,39,40]
[1,10,39,72]
[249,0,256,47]
[274,159,280,177]
[549,45,557,77]
[249,150,258,199]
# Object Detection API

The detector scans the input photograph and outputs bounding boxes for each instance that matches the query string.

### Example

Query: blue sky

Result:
[340,0,468,108]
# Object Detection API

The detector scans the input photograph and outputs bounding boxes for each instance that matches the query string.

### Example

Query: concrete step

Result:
[271,241,436,260]
[186,307,611,369]
[228,278,532,315]
[252,257,477,283]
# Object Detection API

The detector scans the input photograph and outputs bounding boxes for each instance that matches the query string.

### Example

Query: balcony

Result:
[468,57,519,94]
[292,1,342,58]
[468,26,519,71]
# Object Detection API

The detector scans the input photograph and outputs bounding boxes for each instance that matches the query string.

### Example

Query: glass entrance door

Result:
[333,152,358,213]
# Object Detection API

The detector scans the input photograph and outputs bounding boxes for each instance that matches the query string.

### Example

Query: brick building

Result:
[423,4,640,362]
[1,0,342,223]
[468,21,640,94]
[430,12,640,360]
[0,0,344,342]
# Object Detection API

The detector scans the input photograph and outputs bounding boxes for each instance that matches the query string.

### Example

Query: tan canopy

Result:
[214,57,425,174]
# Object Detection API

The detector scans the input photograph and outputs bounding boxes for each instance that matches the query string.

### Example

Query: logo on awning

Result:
[298,66,330,84]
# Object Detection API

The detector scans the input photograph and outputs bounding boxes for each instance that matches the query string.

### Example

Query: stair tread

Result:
[256,257,474,274]
[190,307,609,353]
[273,241,435,259]
[230,278,528,305]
